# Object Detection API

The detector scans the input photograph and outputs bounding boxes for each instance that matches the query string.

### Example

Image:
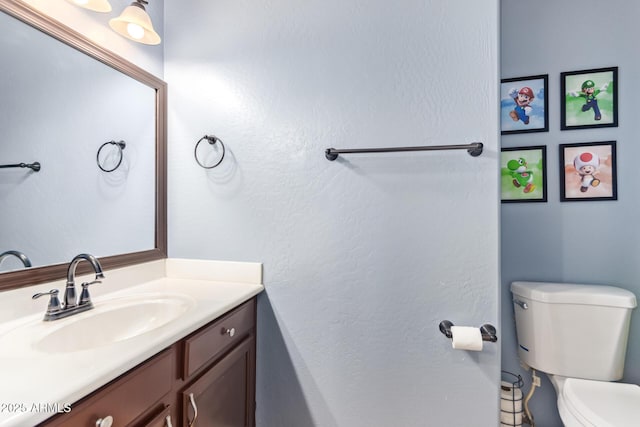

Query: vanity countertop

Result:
[0,258,264,427]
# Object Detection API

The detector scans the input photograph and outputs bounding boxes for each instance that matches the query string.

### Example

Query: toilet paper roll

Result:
[450,326,483,351]
[500,381,523,412]
[500,411,523,426]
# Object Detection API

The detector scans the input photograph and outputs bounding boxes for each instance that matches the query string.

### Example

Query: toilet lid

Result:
[562,378,640,427]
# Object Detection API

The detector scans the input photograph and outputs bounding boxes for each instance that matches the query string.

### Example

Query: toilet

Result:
[511,281,640,426]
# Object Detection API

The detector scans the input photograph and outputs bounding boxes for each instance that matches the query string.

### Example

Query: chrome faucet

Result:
[32,253,105,321]
[0,250,32,269]
[65,253,105,308]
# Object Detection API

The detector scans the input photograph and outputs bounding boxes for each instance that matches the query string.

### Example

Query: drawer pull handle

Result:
[223,327,236,337]
[165,415,173,427]
[96,416,113,427]
[188,393,199,427]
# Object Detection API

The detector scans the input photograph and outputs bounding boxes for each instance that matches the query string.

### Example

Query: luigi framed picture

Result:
[500,75,549,135]
[560,67,618,130]
[559,141,617,201]
[501,145,547,203]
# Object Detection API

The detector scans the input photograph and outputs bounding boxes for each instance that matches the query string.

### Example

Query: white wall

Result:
[501,1,640,426]
[20,0,163,77]
[166,0,500,425]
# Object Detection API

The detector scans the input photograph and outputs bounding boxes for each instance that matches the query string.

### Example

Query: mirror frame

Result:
[0,0,167,291]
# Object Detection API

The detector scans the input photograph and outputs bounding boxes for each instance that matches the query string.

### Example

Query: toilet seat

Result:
[558,378,640,427]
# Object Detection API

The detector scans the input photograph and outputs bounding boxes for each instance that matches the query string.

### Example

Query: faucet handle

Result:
[79,280,101,306]
[32,289,62,314]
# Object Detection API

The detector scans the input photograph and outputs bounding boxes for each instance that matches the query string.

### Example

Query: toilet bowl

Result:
[549,375,640,427]
[510,281,638,427]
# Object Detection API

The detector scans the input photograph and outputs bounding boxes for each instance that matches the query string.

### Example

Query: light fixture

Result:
[109,0,161,45]
[65,0,112,13]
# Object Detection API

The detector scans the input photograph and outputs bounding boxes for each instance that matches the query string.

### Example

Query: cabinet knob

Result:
[223,327,236,337]
[96,415,113,427]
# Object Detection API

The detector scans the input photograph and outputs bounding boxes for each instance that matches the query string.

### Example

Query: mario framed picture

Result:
[500,75,549,135]
[560,141,617,201]
[501,145,547,203]
[560,67,618,130]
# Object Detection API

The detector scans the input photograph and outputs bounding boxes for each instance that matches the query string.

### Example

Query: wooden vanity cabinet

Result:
[179,298,257,427]
[40,298,257,427]
[181,336,256,427]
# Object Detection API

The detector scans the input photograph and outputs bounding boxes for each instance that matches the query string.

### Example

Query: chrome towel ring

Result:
[97,140,126,172]
[194,135,226,169]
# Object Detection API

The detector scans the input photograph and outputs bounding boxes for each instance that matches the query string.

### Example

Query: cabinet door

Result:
[182,335,256,427]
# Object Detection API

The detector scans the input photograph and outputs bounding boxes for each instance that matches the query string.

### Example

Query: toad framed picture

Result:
[560,67,618,130]
[559,141,617,201]
[501,145,547,203]
[500,75,549,135]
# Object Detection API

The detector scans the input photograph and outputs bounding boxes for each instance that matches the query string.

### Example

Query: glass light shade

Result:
[109,4,161,45]
[65,0,112,13]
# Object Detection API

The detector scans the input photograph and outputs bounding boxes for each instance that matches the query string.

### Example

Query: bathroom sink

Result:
[0,293,196,354]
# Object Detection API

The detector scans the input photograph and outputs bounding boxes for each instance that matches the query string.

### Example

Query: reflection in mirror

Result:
[0,0,166,288]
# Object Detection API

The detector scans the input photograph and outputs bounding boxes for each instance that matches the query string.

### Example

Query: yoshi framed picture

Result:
[501,145,547,203]
[559,141,617,202]
[560,67,618,130]
[500,74,549,135]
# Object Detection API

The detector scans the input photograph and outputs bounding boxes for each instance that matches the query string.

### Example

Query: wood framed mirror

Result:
[0,0,166,291]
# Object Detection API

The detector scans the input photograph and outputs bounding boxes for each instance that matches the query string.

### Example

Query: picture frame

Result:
[501,145,547,203]
[560,67,618,130]
[501,74,549,135]
[559,141,617,201]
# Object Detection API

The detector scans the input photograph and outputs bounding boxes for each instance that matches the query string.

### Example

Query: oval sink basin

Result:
[27,294,195,353]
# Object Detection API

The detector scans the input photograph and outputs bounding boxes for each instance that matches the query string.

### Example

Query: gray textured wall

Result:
[165,0,500,425]
[501,1,640,426]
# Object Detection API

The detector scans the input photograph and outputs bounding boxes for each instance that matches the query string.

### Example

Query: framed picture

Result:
[501,75,549,134]
[559,141,617,201]
[501,145,547,203]
[561,67,618,130]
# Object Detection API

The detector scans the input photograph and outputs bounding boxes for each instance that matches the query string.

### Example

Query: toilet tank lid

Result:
[511,281,637,308]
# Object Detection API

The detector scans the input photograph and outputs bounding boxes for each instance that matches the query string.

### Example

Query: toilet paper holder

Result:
[438,320,498,343]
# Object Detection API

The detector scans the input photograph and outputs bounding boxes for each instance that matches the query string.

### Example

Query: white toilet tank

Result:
[511,281,637,381]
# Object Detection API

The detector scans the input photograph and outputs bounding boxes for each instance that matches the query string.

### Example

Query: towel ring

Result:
[194,135,226,169]
[97,140,126,172]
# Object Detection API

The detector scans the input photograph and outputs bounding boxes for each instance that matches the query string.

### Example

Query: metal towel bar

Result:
[0,162,41,172]
[325,142,483,161]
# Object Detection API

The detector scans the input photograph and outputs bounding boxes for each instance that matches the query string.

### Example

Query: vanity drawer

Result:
[42,347,174,427]
[183,298,256,378]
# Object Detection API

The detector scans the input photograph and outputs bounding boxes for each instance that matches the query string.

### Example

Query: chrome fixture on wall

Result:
[439,320,498,343]
[65,0,111,13]
[109,0,161,45]
[325,142,484,161]
[194,135,226,169]
[0,161,40,172]
[97,140,126,172]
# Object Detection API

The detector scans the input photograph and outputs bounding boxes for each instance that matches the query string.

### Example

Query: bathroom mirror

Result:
[0,0,166,290]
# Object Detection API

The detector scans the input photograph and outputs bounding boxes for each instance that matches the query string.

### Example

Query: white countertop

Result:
[0,258,264,427]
